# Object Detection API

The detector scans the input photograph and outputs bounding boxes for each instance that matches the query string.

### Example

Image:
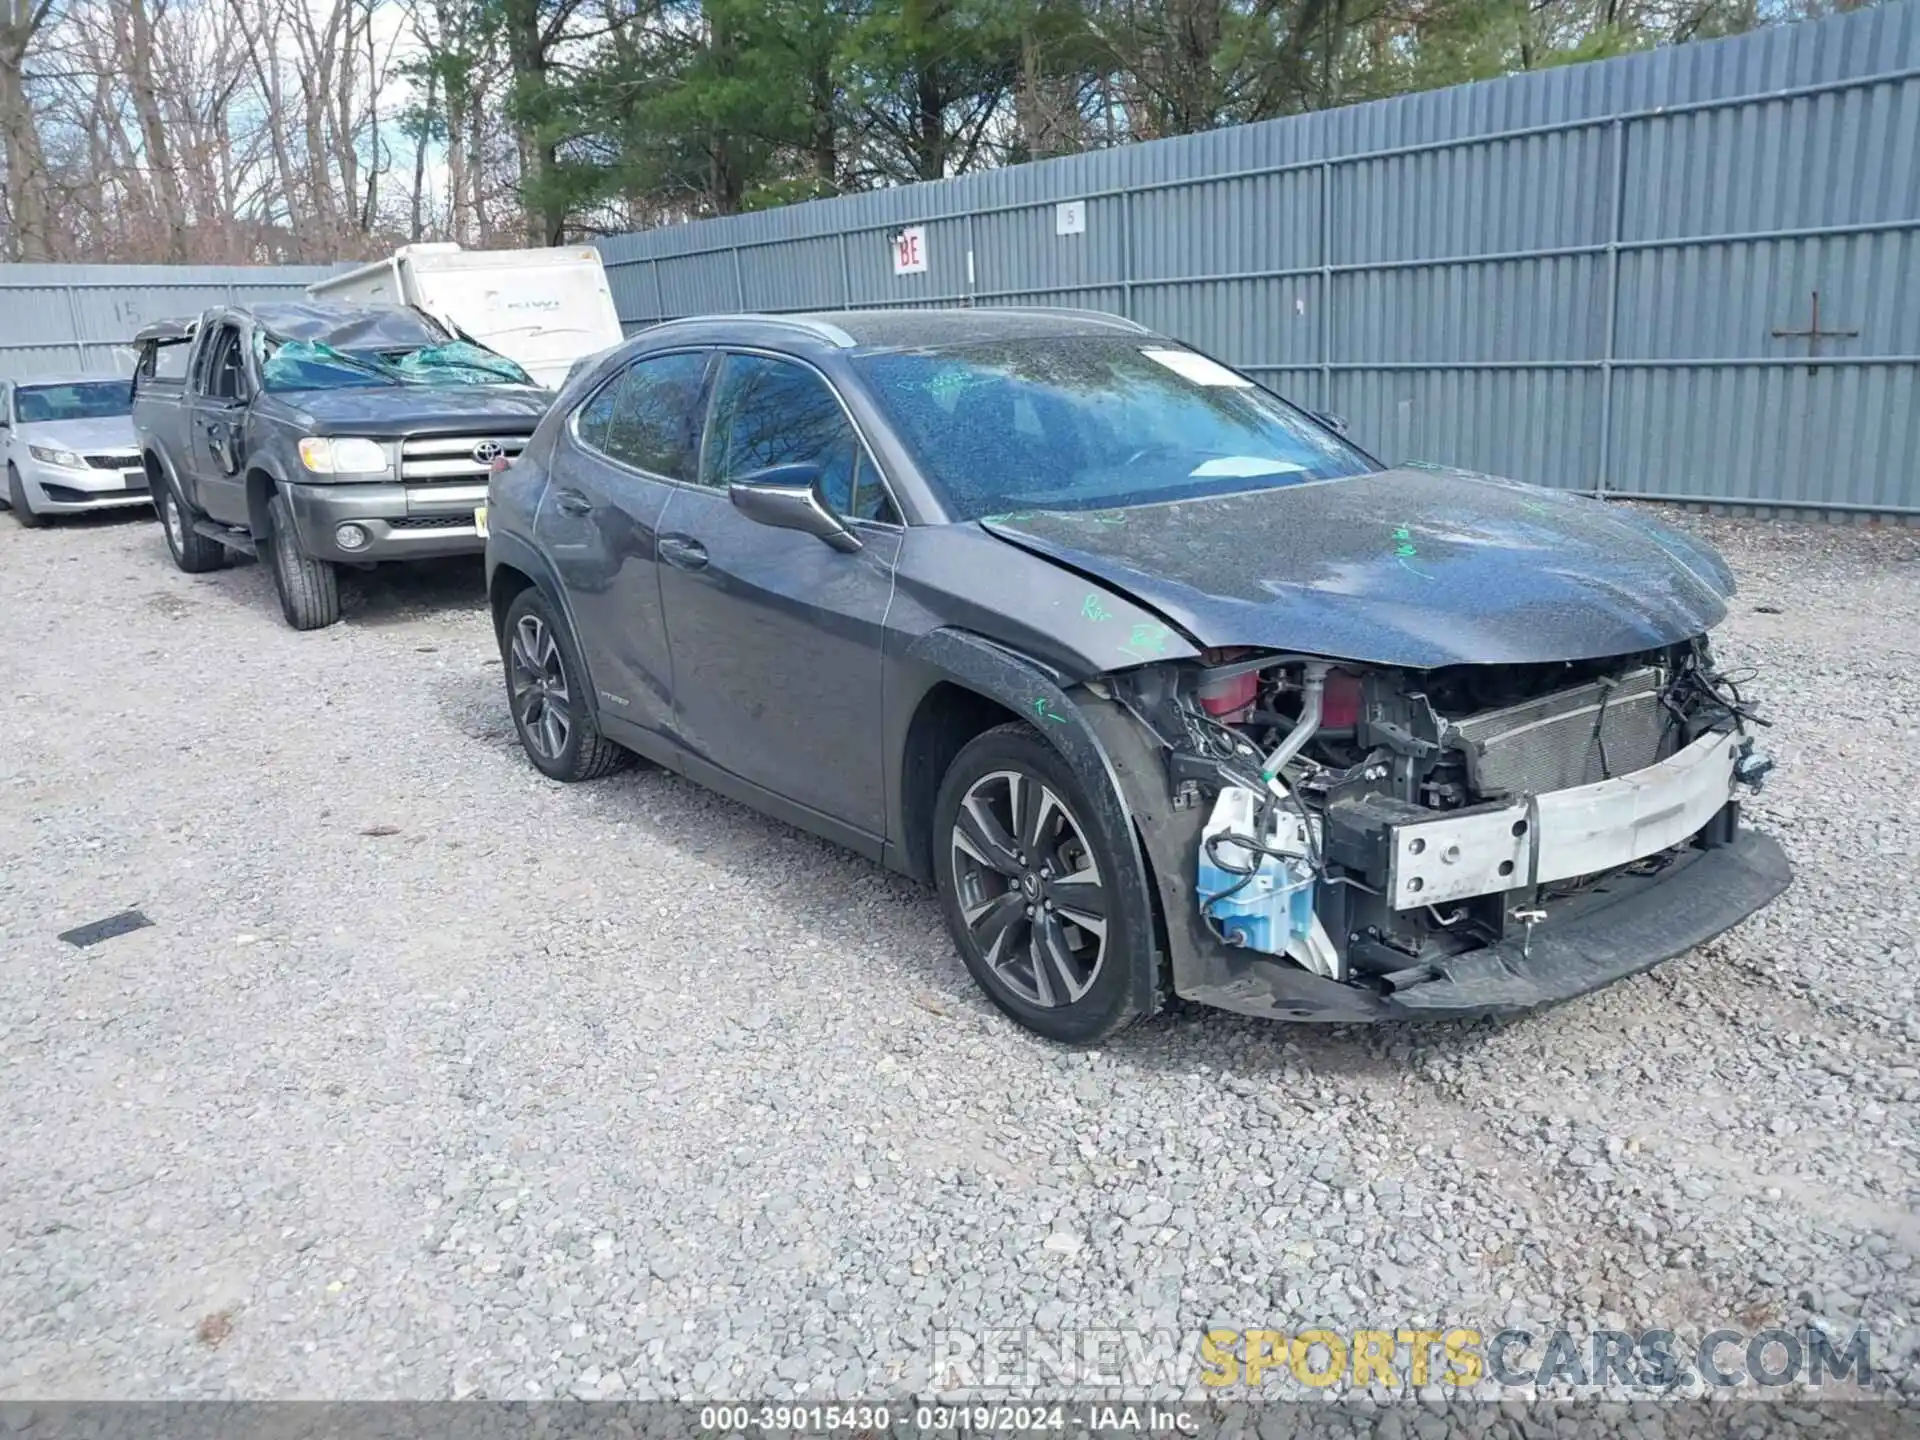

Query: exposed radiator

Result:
[1450,666,1670,799]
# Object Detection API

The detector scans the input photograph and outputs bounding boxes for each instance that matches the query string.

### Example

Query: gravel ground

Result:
[0,505,1916,1405]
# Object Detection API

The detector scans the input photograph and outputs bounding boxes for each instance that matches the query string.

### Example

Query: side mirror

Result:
[1313,410,1349,436]
[728,463,863,553]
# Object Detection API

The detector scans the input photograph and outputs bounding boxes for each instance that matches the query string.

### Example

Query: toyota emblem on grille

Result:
[472,440,506,465]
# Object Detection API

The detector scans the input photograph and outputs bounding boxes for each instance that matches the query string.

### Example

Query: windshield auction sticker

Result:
[1140,349,1254,387]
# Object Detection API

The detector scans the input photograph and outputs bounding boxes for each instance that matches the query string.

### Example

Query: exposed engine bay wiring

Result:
[1185,709,1326,868]
[1119,630,1774,983]
[1662,642,1769,736]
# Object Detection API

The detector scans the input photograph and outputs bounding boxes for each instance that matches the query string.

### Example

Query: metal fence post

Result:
[1319,160,1334,409]
[1120,188,1135,319]
[964,209,979,307]
[731,246,746,312]
[649,257,666,326]
[63,283,85,368]
[839,232,853,307]
[1596,116,1629,497]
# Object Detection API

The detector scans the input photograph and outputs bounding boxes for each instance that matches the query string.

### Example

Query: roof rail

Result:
[984,305,1153,334]
[639,312,858,348]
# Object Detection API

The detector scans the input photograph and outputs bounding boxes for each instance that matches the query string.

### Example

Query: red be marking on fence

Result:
[892,226,928,276]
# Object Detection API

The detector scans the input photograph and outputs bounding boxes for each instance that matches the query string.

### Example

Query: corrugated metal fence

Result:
[598,0,1920,516]
[0,263,338,381]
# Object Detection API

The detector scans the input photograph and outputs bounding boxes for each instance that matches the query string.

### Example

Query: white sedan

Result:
[1,375,151,527]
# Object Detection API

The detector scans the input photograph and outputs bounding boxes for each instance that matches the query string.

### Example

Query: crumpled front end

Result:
[1082,637,1790,1023]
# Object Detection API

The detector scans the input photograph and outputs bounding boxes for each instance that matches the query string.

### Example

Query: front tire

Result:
[500,587,628,782]
[7,464,44,528]
[265,491,339,630]
[155,473,226,573]
[933,721,1156,1044]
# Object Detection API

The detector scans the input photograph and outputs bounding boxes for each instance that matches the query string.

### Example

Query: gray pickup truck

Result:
[132,300,552,629]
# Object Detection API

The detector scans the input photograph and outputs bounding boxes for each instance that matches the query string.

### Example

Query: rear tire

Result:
[501,586,628,782]
[266,491,340,630]
[155,473,226,573]
[932,721,1157,1045]
[8,464,44,528]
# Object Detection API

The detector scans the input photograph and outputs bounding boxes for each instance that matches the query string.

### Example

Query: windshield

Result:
[855,338,1377,520]
[257,336,535,392]
[15,381,131,423]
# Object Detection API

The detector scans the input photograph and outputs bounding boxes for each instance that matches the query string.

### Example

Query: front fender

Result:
[1075,692,1387,1021]
[900,627,1127,803]
[887,627,1164,1022]
[890,523,1202,683]
[251,452,298,537]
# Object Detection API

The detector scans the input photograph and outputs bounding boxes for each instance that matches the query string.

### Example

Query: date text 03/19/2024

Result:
[698,1404,1202,1433]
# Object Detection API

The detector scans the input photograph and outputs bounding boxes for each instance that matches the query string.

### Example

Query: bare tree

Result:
[0,0,57,260]
[123,0,187,259]
[0,0,1847,265]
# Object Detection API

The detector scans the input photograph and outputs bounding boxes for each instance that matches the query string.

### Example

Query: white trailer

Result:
[307,243,624,390]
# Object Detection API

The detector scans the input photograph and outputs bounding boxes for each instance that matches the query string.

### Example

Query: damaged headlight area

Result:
[1108,637,1776,993]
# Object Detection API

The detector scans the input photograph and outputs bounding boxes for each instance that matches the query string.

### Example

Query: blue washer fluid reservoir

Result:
[1196,787,1316,956]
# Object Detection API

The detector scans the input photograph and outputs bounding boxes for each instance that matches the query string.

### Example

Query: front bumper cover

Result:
[1075,692,1792,1026]
[284,482,484,563]
[1186,828,1790,1022]
[16,456,151,512]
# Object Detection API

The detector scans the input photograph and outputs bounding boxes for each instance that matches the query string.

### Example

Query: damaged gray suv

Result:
[483,307,1788,1044]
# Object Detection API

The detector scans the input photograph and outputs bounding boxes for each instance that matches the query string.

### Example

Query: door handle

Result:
[553,488,593,517]
[658,535,708,571]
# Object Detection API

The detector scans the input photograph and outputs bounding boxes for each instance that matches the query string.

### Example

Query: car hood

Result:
[277,385,552,438]
[978,467,1736,669]
[16,416,139,452]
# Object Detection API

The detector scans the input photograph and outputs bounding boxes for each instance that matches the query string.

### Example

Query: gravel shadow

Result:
[123,524,487,630]
[2,505,156,533]
[428,656,1518,1065]
[342,555,487,628]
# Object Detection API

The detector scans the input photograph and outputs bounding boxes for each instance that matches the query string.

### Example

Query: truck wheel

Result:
[501,586,628,782]
[8,464,44,528]
[155,474,226,573]
[266,491,340,630]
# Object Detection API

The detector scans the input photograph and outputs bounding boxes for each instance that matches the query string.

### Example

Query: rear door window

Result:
[576,352,710,481]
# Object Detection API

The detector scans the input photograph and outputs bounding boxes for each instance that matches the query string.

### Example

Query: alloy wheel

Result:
[949,768,1108,1008]
[509,613,573,760]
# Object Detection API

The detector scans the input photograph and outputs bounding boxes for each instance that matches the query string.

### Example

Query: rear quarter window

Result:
[136,341,192,393]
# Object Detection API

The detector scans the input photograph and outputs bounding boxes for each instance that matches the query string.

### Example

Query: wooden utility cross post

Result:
[1772,289,1858,374]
